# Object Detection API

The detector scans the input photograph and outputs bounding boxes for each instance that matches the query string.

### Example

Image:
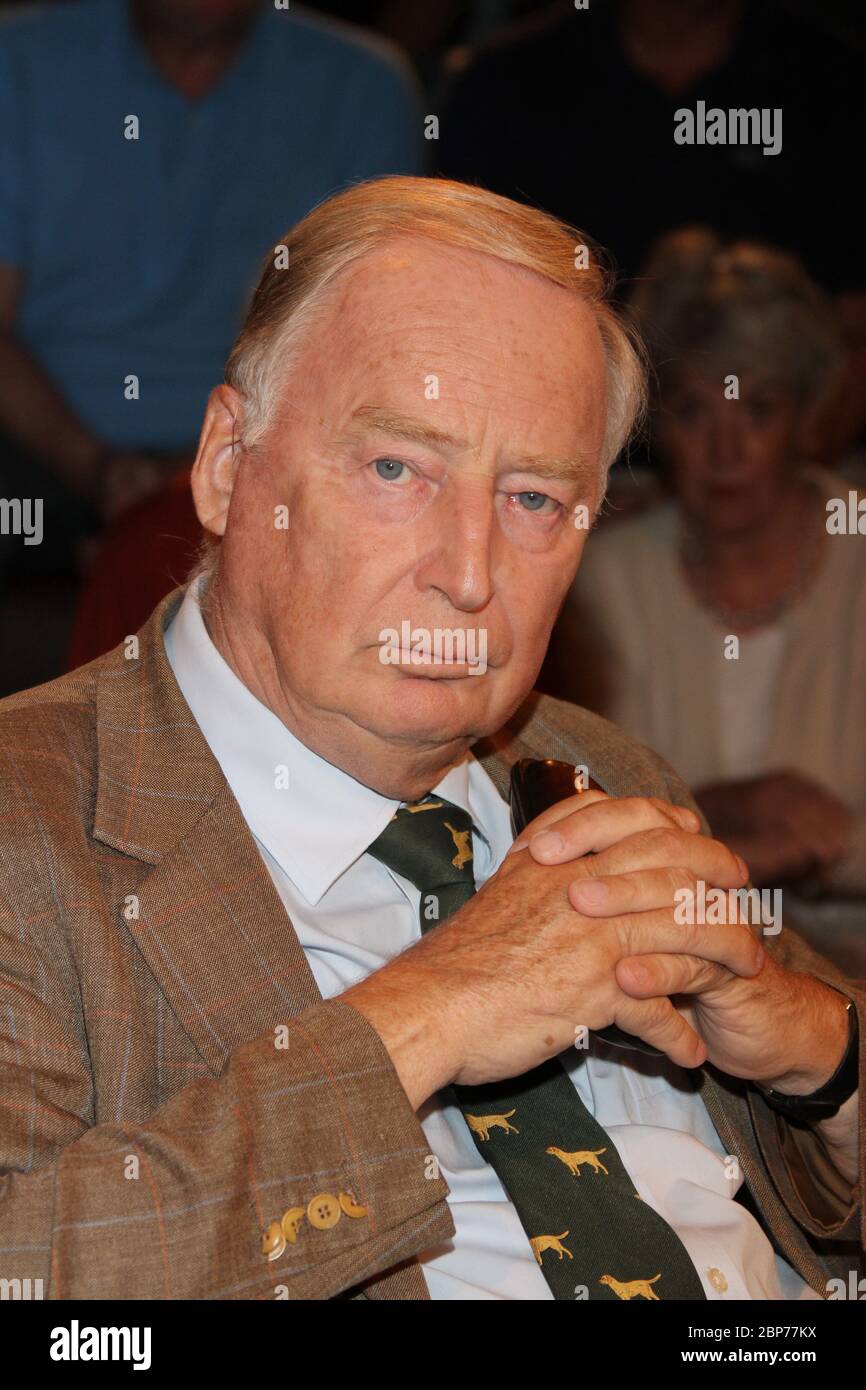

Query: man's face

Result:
[215,237,607,779]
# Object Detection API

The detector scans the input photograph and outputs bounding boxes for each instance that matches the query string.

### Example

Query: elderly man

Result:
[0,177,861,1301]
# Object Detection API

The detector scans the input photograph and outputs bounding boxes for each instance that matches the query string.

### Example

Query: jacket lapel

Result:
[93,589,324,1074]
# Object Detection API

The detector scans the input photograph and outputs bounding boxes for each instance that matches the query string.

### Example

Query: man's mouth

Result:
[389,659,487,679]
[375,621,491,677]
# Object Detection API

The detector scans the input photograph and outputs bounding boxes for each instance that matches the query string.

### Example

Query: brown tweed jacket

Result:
[0,587,862,1300]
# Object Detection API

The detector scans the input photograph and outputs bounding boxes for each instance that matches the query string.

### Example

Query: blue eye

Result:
[516,490,551,512]
[374,458,410,483]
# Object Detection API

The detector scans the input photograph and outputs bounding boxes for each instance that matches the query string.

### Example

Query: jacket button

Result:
[262,1221,286,1261]
[339,1190,368,1219]
[307,1193,342,1229]
[281,1206,306,1243]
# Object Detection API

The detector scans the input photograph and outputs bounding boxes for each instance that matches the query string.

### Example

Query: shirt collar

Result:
[163,579,496,906]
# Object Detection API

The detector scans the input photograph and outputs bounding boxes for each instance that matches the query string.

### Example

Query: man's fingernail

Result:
[628,962,648,985]
[736,855,749,879]
[753,945,765,972]
[572,879,608,907]
[531,830,565,859]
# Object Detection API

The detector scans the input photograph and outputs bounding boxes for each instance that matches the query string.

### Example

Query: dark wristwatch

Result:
[756,999,859,1123]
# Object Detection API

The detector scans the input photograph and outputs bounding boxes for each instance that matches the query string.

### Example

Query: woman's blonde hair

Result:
[224,175,647,472]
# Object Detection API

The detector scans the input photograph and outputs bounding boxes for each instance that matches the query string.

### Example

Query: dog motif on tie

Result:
[599,1273,662,1300]
[465,1109,519,1141]
[530,1232,573,1265]
[444,820,472,870]
[546,1145,609,1176]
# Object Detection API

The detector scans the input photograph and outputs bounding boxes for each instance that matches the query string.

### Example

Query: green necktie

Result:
[367,794,707,1301]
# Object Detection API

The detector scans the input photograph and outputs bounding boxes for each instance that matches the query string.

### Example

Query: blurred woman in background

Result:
[548,230,866,971]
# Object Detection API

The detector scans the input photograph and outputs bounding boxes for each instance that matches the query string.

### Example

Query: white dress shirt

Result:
[164,579,820,1301]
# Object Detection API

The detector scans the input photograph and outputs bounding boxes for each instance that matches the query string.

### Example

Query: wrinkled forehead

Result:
[290,237,609,451]
[325,234,601,352]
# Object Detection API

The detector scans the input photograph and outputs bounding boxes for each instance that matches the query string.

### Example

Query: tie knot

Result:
[366,795,475,913]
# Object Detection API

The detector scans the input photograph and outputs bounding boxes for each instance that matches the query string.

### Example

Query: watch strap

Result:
[757,999,859,1123]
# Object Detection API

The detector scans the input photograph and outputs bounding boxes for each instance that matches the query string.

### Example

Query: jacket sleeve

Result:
[0,908,454,1300]
[744,962,863,1253]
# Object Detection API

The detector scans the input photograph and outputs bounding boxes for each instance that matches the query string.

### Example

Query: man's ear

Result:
[191,384,246,536]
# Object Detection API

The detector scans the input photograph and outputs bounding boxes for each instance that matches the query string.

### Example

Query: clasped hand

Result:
[344,790,849,1106]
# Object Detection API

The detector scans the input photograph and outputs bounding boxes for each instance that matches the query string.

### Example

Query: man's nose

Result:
[413,483,496,613]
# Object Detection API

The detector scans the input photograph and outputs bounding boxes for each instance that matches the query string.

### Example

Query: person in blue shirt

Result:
[0,0,422,549]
